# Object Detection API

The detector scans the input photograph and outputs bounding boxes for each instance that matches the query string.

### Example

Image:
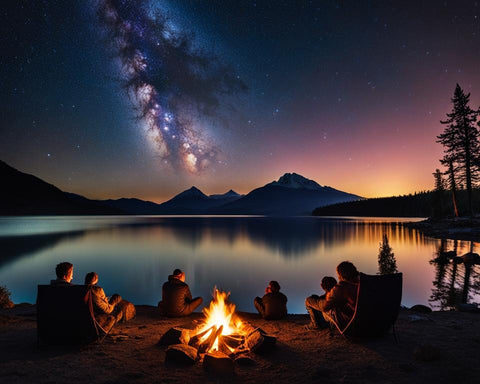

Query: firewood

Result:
[165,344,198,365]
[246,330,276,354]
[221,334,243,349]
[199,325,224,354]
[158,327,190,346]
[189,325,215,348]
[203,351,234,376]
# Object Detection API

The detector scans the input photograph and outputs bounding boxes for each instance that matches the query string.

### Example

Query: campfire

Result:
[189,288,246,354]
[160,288,277,375]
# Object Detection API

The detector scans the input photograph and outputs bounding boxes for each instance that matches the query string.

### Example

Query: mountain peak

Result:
[209,189,241,199]
[268,173,322,190]
[175,186,208,199]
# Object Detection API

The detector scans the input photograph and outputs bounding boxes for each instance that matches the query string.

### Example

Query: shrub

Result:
[0,285,14,309]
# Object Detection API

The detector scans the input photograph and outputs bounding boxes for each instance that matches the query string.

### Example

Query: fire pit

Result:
[160,288,277,375]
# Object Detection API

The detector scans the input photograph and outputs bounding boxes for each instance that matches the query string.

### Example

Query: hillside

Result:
[0,161,121,215]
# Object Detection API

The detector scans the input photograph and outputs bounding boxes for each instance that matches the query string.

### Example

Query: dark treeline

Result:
[312,189,480,218]
[314,84,480,219]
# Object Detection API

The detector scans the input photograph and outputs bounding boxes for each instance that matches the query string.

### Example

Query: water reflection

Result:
[0,216,477,313]
[0,231,86,267]
[429,239,480,310]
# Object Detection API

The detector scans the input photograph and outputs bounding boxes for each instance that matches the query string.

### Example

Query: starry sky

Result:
[2,0,480,203]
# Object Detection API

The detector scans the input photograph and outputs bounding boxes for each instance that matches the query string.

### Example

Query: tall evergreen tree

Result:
[432,169,445,218]
[444,157,459,217]
[437,84,480,216]
[433,169,445,192]
[378,234,398,275]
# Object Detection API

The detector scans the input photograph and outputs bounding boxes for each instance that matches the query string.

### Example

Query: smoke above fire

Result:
[96,0,246,173]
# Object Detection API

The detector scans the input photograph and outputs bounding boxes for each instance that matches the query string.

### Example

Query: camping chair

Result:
[326,273,402,339]
[37,285,113,345]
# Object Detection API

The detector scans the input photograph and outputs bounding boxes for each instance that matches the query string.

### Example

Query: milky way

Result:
[96,0,246,173]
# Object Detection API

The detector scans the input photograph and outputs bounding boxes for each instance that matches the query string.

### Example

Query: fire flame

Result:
[195,288,244,352]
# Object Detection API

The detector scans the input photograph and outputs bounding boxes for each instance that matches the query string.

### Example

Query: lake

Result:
[0,216,478,313]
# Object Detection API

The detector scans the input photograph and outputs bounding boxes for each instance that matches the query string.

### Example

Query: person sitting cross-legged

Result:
[158,268,203,317]
[254,280,288,320]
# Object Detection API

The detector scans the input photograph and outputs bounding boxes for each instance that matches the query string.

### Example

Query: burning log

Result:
[220,334,244,349]
[203,351,234,376]
[188,325,215,349]
[198,325,224,354]
[165,344,198,365]
[158,327,190,346]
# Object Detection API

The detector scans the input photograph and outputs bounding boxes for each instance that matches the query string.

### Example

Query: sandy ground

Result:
[1,305,480,384]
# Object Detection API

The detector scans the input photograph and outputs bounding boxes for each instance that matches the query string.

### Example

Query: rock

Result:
[413,344,441,361]
[165,344,198,365]
[456,303,480,313]
[246,330,276,354]
[409,304,432,313]
[461,252,480,265]
[234,354,256,366]
[158,327,190,346]
[203,351,234,376]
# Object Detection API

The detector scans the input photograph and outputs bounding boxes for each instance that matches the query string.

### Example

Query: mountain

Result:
[99,197,165,215]
[211,173,362,216]
[0,160,121,215]
[1,160,360,216]
[153,187,243,214]
[209,189,241,199]
[103,187,243,214]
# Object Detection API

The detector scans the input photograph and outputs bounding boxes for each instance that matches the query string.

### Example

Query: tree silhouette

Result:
[432,169,445,218]
[437,84,480,216]
[378,234,398,275]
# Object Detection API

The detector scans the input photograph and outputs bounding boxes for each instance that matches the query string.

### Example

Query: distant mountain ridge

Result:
[210,173,361,215]
[1,160,361,216]
[0,160,121,215]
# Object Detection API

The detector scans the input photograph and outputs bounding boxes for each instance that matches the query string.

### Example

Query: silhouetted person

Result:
[254,280,288,320]
[158,269,203,317]
[85,272,135,325]
[305,261,359,329]
[50,262,74,286]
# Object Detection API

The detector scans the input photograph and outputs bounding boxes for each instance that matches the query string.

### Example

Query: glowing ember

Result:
[193,288,246,353]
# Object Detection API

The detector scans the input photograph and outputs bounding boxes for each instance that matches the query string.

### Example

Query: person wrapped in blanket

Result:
[305,261,359,330]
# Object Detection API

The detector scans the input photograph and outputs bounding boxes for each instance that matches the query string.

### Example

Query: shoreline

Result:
[1,304,480,383]
[404,217,480,242]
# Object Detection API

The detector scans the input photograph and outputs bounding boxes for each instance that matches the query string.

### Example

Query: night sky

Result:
[2,0,480,202]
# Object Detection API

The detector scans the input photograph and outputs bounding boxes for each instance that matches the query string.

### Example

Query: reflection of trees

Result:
[430,240,480,310]
[156,217,428,259]
[0,230,85,267]
[378,234,398,274]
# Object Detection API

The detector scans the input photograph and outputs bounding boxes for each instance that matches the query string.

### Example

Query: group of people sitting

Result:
[50,260,360,331]
[156,261,360,330]
[50,262,135,330]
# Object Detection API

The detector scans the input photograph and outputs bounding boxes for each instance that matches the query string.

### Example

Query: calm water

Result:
[0,216,479,313]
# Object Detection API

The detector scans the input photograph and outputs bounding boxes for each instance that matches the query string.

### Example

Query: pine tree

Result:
[437,84,480,216]
[432,169,445,218]
[378,234,398,275]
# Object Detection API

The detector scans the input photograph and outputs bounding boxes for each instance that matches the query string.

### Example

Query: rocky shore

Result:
[404,217,480,242]
[1,304,480,384]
